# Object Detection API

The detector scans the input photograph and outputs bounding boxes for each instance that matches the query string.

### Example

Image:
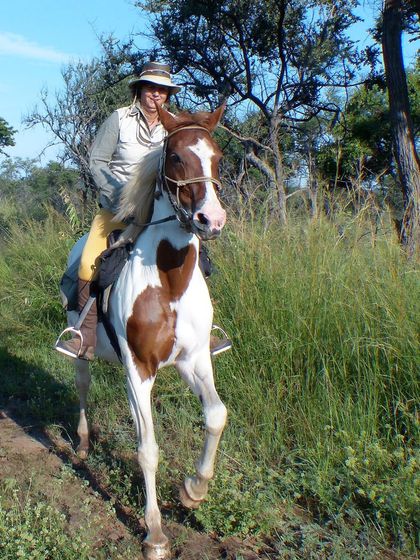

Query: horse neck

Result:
[151,189,175,221]
[136,188,196,250]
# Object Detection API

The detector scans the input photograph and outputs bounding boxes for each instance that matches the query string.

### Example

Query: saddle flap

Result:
[60,258,79,311]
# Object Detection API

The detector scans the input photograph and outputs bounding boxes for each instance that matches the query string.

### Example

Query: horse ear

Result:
[207,102,226,132]
[155,104,179,132]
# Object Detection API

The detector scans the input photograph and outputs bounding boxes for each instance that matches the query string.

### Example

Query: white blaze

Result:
[188,138,226,230]
[189,137,215,181]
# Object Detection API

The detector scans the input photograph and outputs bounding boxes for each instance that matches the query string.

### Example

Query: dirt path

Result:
[0,409,261,560]
[1,408,413,560]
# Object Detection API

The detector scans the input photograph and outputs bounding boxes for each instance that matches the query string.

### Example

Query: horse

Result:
[64,104,228,560]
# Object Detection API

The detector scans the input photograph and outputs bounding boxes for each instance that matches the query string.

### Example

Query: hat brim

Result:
[129,76,182,94]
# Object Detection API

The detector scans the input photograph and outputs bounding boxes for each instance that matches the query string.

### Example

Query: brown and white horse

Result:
[66,105,228,559]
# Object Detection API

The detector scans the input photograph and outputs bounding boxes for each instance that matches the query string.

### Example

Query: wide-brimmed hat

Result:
[129,61,182,94]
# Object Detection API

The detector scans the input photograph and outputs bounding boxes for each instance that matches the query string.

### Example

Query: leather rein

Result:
[156,125,222,230]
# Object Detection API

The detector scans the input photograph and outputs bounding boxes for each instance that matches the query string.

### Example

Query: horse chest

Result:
[119,239,202,378]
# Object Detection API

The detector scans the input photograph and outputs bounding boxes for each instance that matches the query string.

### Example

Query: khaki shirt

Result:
[90,104,166,214]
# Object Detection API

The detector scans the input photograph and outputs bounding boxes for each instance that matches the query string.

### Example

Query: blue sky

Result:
[0,0,150,162]
[0,1,418,164]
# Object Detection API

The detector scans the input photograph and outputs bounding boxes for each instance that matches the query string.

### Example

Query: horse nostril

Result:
[197,213,209,226]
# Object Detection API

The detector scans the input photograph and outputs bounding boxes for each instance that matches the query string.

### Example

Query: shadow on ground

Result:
[0,347,265,559]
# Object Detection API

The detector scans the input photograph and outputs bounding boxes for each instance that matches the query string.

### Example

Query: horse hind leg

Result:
[75,359,91,459]
[177,357,227,508]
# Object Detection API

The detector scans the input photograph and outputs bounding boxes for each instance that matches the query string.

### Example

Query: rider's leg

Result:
[56,209,126,360]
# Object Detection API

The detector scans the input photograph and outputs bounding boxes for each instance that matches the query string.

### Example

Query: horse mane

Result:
[113,146,162,225]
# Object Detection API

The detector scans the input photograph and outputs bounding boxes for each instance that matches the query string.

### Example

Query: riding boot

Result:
[55,280,97,361]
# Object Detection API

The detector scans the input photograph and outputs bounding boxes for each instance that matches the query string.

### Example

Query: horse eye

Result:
[169,152,182,164]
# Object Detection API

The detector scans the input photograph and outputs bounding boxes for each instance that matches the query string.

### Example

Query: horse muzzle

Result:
[192,207,226,240]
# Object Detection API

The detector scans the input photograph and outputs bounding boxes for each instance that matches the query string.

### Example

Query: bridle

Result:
[156,125,223,231]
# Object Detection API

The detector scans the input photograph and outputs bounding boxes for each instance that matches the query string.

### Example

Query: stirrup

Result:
[54,295,95,358]
[54,326,84,358]
[210,324,232,356]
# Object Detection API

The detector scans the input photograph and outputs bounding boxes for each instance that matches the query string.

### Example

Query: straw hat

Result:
[129,61,182,94]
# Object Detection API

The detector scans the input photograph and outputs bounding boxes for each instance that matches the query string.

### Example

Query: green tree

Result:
[24,44,136,195]
[138,0,365,223]
[0,117,16,156]
[0,158,80,222]
[303,59,417,220]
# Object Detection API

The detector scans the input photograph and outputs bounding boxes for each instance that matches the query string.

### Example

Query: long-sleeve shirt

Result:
[89,103,167,214]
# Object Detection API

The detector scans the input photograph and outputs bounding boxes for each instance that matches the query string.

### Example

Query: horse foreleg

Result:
[75,359,91,460]
[126,359,169,560]
[177,355,227,508]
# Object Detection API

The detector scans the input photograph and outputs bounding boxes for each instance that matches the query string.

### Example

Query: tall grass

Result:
[207,213,419,545]
[0,208,418,554]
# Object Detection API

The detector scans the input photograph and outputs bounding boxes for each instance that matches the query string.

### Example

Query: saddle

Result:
[59,231,129,313]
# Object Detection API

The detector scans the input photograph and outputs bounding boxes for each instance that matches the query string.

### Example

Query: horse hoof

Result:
[143,541,171,560]
[76,447,89,460]
[179,483,203,509]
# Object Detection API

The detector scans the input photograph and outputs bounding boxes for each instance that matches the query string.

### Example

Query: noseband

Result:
[157,125,222,231]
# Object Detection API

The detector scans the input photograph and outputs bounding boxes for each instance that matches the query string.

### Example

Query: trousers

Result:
[78,209,127,281]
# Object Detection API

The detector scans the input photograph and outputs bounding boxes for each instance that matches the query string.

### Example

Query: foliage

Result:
[0,478,90,560]
[140,0,362,115]
[0,466,140,560]
[303,61,420,224]
[193,449,280,536]
[316,85,394,189]
[135,0,368,221]
[23,54,134,191]
[0,117,16,156]
[0,158,93,232]
[207,212,419,547]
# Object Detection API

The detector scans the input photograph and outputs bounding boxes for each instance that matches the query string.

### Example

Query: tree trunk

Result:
[382,0,420,257]
[245,148,287,224]
[269,120,287,225]
[307,147,318,219]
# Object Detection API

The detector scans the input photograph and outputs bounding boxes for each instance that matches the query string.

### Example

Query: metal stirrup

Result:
[54,296,96,351]
[211,324,229,338]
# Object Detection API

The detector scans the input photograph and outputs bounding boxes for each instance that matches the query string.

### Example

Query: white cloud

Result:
[0,32,72,63]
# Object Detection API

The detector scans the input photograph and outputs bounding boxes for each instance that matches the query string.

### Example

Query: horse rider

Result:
[55,61,231,361]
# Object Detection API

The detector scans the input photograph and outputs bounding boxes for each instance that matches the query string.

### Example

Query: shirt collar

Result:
[128,102,162,125]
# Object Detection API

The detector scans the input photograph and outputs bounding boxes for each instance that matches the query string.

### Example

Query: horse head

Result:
[157,104,227,241]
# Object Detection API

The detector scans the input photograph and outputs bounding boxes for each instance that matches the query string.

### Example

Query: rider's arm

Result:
[89,111,122,213]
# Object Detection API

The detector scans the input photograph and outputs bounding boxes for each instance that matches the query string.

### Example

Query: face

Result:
[139,83,169,113]
[166,131,226,240]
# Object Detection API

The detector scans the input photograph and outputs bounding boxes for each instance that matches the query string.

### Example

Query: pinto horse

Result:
[66,105,228,560]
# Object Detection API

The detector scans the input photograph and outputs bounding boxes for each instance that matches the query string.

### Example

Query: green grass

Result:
[0,476,91,560]
[0,207,418,556]
[208,213,419,544]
